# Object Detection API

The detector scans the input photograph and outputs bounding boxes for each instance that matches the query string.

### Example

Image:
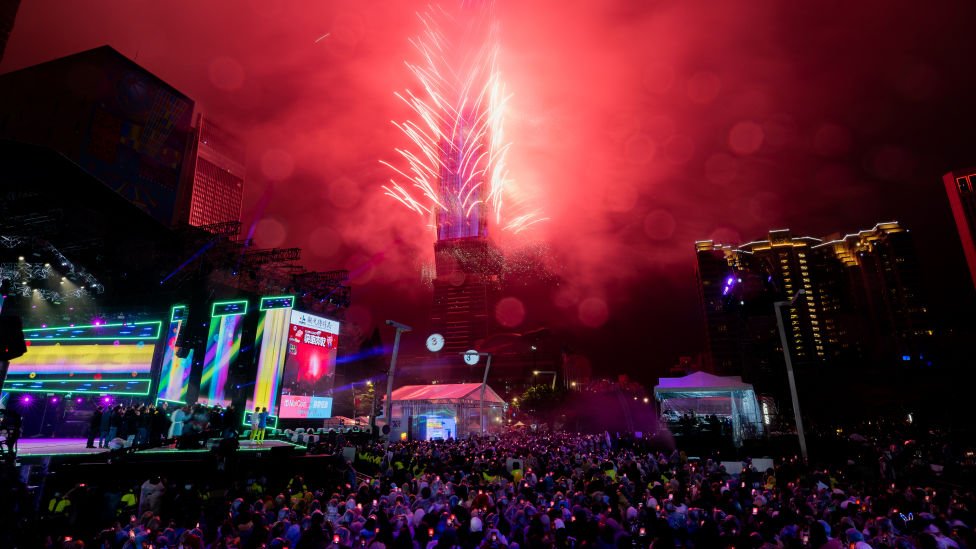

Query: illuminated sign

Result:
[211,300,248,317]
[277,310,339,419]
[259,295,295,311]
[4,322,161,395]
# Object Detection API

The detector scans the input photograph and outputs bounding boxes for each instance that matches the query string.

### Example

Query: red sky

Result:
[4,0,976,379]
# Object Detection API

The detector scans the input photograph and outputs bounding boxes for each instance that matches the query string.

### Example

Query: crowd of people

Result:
[83,402,247,451]
[29,420,975,549]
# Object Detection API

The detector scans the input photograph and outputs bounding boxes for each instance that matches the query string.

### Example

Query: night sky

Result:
[4,0,976,381]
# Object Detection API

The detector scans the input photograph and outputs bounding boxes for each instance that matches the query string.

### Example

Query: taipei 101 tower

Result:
[383,3,512,353]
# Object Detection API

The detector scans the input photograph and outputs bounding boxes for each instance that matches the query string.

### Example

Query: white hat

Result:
[471,517,483,533]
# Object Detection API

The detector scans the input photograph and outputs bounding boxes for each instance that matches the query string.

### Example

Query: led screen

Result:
[156,305,192,403]
[277,310,339,418]
[245,296,293,419]
[2,321,161,396]
[197,300,247,407]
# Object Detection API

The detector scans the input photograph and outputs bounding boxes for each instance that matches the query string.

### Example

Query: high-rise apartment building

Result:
[943,169,976,291]
[696,222,931,388]
[177,114,246,228]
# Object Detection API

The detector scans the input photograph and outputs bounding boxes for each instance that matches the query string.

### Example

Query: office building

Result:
[177,114,246,228]
[0,46,194,226]
[0,0,19,64]
[943,168,976,291]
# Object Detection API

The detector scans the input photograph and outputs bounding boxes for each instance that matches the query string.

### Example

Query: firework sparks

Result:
[382,3,543,238]
[314,32,331,43]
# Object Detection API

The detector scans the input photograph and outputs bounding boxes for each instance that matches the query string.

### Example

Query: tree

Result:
[518,384,566,423]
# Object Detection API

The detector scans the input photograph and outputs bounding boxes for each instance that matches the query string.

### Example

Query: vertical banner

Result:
[198,300,247,406]
[156,305,192,403]
[245,296,293,421]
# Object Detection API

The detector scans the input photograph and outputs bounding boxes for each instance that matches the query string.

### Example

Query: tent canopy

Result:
[389,383,505,404]
[654,371,753,395]
[653,371,764,446]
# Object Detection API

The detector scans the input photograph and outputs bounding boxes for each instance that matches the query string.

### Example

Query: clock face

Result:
[426,333,445,352]
[463,349,480,365]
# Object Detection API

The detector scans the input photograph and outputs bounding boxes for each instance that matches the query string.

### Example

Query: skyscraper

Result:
[943,168,976,291]
[695,222,932,389]
[177,113,246,228]
[0,0,20,65]
[0,46,194,226]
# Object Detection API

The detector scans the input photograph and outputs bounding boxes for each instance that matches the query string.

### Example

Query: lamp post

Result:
[533,370,558,390]
[773,290,808,462]
[384,320,411,452]
[461,351,493,435]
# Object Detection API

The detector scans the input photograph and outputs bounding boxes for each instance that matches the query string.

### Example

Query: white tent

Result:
[654,372,763,446]
[387,383,506,440]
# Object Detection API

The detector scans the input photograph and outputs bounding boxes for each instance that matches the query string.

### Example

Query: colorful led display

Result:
[245,295,293,420]
[277,310,339,419]
[2,321,162,395]
[155,305,193,403]
[197,300,247,406]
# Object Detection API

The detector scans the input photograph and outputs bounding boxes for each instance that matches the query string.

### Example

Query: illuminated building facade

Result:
[696,222,932,388]
[177,113,246,227]
[943,168,976,291]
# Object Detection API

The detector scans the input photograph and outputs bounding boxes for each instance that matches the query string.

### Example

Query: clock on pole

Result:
[426,333,445,352]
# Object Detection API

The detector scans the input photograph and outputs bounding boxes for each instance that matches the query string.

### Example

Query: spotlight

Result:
[21,395,31,404]
[76,398,83,404]
[18,256,24,261]
[44,263,50,267]
[51,397,58,403]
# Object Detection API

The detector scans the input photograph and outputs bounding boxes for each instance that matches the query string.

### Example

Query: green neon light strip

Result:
[156,398,187,405]
[170,305,187,322]
[259,295,295,311]
[25,321,163,341]
[24,321,162,333]
[211,300,248,317]
[3,388,151,396]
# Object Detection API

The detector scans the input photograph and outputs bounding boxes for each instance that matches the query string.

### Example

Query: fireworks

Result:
[382,3,545,238]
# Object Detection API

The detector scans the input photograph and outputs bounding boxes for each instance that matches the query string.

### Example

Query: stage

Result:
[13,437,300,458]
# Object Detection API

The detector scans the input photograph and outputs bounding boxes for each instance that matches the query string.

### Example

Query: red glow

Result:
[3,0,975,378]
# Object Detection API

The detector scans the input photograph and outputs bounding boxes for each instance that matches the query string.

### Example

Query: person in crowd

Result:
[18,417,976,549]
[86,405,103,448]
[97,402,112,448]
[256,407,269,445]
[250,406,261,442]
[138,475,165,516]
[170,405,187,440]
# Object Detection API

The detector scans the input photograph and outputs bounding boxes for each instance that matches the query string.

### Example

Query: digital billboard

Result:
[277,310,339,419]
[245,296,294,419]
[2,321,162,396]
[197,300,247,407]
[156,305,192,403]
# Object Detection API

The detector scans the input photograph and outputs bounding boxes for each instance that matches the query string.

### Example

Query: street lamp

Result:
[533,370,557,390]
[773,290,808,462]
[384,320,412,451]
[461,351,493,435]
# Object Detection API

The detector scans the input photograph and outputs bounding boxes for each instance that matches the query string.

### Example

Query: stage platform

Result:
[13,437,299,458]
